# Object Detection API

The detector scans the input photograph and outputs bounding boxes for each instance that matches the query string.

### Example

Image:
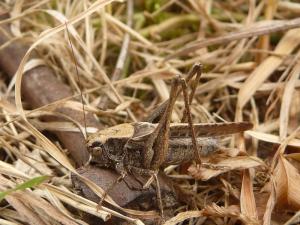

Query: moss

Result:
[145,0,167,12]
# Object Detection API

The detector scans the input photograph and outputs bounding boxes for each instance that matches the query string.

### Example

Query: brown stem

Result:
[0,23,99,166]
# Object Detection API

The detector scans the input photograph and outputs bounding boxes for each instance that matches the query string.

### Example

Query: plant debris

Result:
[0,1,300,225]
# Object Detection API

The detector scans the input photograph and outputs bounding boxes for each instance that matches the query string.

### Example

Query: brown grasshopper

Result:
[86,64,252,173]
[85,63,253,215]
[64,21,252,220]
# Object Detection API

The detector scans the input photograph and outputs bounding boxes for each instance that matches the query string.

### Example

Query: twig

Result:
[111,0,133,82]
[100,8,107,66]
[100,0,134,113]
[166,18,300,60]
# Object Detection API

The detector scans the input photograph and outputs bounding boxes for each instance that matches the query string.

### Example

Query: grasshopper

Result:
[86,64,252,173]
[85,63,253,216]
[64,21,252,221]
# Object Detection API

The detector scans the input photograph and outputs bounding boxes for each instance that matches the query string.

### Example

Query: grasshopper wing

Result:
[170,122,253,138]
[130,122,156,140]
[124,122,156,149]
[126,122,252,148]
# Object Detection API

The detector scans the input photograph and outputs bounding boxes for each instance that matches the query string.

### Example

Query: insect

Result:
[63,19,251,222]
[85,63,253,216]
[86,64,252,173]
[87,121,252,172]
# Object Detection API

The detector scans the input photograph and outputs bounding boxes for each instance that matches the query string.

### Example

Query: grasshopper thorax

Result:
[86,123,135,166]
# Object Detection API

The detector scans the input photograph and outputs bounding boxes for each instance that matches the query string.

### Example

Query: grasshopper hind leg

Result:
[178,74,202,164]
[145,77,181,169]
[145,63,202,123]
[181,63,202,123]
[141,77,181,169]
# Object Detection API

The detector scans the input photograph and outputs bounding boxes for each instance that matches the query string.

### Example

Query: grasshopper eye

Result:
[89,141,103,149]
[87,141,104,156]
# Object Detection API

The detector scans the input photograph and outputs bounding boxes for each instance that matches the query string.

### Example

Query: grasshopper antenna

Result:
[65,22,88,140]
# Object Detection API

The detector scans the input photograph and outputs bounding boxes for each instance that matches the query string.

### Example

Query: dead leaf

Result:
[188,156,264,180]
[164,210,204,225]
[262,177,276,225]
[246,131,300,148]
[203,203,259,225]
[240,170,258,221]
[279,62,300,138]
[274,155,300,209]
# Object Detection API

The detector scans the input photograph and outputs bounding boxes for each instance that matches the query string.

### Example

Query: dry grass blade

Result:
[1,1,300,224]
[279,62,300,138]
[0,175,78,225]
[14,0,120,172]
[44,184,111,221]
[9,0,148,223]
[246,131,300,148]
[188,156,264,181]
[274,155,300,209]
[105,13,153,47]
[203,204,259,225]
[42,6,137,121]
[237,28,300,116]
[164,210,203,225]
[166,18,300,60]
[262,177,276,225]
[5,195,47,225]
[240,170,258,221]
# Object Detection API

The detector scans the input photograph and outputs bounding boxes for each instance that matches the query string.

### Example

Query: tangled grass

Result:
[0,0,300,224]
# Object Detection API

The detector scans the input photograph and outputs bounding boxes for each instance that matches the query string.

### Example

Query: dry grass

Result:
[0,0,300,224]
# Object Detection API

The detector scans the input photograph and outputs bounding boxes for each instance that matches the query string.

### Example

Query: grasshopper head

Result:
[87,123,135,164]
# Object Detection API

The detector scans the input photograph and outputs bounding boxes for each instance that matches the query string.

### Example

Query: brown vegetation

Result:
[0,1,299,224]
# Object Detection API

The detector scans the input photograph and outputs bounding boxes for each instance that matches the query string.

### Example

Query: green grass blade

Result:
[0,175,49,201]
